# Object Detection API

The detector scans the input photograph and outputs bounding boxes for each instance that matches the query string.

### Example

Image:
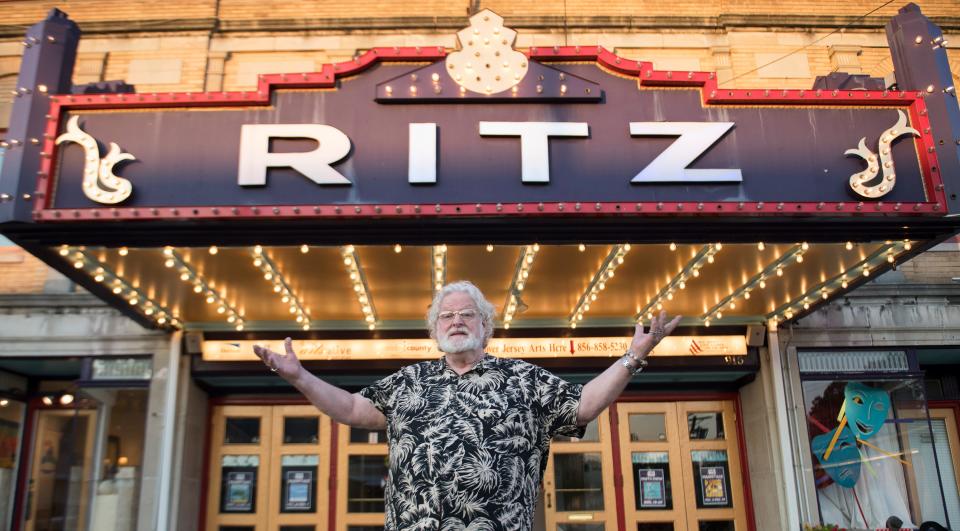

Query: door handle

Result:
[546,492,552,508]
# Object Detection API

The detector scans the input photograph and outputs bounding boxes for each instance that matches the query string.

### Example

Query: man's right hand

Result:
[253,337,303,381]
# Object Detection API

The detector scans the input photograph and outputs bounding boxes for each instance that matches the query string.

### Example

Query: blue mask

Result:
[811,426,861,488]
[844,382,890,440]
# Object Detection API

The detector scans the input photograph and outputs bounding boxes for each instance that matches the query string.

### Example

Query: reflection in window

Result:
[637,524,674,531]
[224,417,260,444]
[907,417,960,526]
[629,414,666,441]
[802,377,951,528]
[349,427,387,444]
[555,417,600,442]
[348,455,387,512]
[698,522,734,531]
[283,416,318,444]
[554,452,604,511]
[687,412,724,440]
[632,452,672,510]
[558,524,604,531]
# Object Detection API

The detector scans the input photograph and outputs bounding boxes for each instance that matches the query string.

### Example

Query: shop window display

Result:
[802,378,952,529]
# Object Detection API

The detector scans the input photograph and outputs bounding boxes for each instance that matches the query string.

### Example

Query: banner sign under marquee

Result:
[201,335,747,362]
[21,10,950,223]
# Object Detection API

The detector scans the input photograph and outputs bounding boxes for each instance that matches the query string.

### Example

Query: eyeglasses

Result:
[437,309,479,323]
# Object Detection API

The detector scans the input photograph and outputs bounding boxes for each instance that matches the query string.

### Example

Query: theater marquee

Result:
[14,9,950,223]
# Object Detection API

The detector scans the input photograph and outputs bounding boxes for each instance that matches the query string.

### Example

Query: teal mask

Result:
[811,426,861,488]
[844,382,890,440]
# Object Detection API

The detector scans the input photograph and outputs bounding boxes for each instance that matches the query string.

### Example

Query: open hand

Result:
[253,337,303,380]
[630,311,681,358]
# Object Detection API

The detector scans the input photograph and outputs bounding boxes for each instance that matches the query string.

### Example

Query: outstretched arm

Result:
[254,338,387,429]
[576,311,681,425]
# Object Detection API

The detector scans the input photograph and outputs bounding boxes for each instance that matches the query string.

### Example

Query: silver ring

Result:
[270,366,278,372]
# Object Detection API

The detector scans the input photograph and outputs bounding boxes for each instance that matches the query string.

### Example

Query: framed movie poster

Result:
[220,467,257,513]
[638,468,667,509]
[699,466,729,506]
[281,466,316,512]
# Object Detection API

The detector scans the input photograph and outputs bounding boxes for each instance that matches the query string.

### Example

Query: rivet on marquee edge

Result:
[558,203,565,211]
[516,203,524,212]
[737,202,744,210]
[656,202,663,211]
[334,206,341,214]
[435,204,442,213]
[595,203,602,211]
[355,206,362,214]
[495,203,502,212]
[414,205,421,213]
[292,207,299,214]
[676,204,683,211]
[757,202,764,210]
[537,202,544,211]
[374,206,381,214]
[777,203,784,211]
[895,203,902,211]
[697,202,704,211]
[315,206,322,213]
[836,203,844,210]
[251,207,259,214]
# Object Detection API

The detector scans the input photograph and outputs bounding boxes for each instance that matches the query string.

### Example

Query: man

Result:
[254,280,679,530]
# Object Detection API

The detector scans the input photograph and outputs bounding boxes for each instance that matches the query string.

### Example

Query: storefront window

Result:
[24,388,148,531]
[801,377,952,529]
[0,398,24,528]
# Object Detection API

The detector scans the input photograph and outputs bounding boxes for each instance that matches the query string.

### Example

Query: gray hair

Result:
[426,280,497,346]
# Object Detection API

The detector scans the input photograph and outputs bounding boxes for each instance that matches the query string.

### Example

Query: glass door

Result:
[335,423,388,531]
[542,411,617,531]
[206,404,332,531]
[617,401,748,531]
[24,406,98,531]
[0,398,25,530]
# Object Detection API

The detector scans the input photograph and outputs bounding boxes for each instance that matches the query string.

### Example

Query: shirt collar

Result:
[432,353,498,376]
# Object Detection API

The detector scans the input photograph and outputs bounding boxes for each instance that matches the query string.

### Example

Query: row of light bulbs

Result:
[701,243,808,325]
[634,243,723,324]
[502,244,539,329]
[252,246,311,330]
[569,244,632,328]
[433,245,447,292]
[341,245,378,330]
[60,246,181,328]
[767,241,911,323]
[59,241,913,330]
[163,247,245,331]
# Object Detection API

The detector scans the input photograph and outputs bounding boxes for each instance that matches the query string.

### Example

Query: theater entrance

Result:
[205,399,750,531]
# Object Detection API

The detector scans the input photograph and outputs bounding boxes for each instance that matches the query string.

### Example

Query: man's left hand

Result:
[630,310,681,358]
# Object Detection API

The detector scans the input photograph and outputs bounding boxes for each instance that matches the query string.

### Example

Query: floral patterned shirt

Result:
[359,354,585,530]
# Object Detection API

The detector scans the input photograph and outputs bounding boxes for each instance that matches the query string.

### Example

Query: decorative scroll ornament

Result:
[445,9,528,94]
[845,110,918,199]
[55,116,135,204]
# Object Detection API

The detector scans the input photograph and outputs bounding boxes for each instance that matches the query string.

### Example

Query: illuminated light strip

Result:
[502,244,540,329]
[62,245,181,328]
[251,247,311,330]
[162,246,245,331]
[701,243,807,324]
[635,243,722,323]
[767,241,906,322]
[568,244,631,328]
[340,245,378,330]
[432,245,447,292]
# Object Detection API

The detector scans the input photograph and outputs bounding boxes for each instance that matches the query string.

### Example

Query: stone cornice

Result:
[1,14,958,39]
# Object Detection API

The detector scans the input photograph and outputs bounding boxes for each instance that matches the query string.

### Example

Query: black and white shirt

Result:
[360,354,585,530]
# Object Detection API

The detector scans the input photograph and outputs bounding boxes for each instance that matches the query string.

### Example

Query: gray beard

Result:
[437,331,483,354]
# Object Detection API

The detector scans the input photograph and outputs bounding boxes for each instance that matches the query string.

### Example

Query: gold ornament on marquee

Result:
[445,9,528,94]
[845,110,919,199]
[55,115,135,204]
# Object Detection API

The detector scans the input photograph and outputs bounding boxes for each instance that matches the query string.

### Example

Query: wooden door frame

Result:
[198,393,757,531]
[612,392,756,531]
[543,410,617,529]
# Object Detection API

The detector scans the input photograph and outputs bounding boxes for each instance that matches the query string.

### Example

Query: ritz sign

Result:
[45,9,928,211]
[237,121,743,187]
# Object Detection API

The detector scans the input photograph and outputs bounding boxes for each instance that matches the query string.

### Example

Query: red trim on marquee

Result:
[33,46,946,221]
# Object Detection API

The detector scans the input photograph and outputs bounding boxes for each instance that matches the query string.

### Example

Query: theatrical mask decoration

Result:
[811,426,862,488]
[55,115,135,205]
[845,110,919,199]
[445,9,528,94]
[844,381,891,440]
[813,382,903,490]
